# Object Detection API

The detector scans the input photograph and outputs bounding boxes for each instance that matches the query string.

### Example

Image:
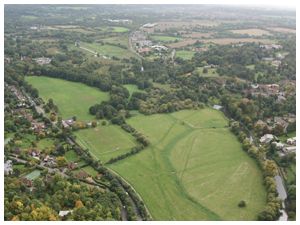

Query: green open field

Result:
[25,170,41,180]
[37,138,55,151]
[102,36,129,48]
[151,35,182,42]
[25,76,109,121]
[81,42,134,59]
[176,50,195,60]
[65,150,80,162]
[75,125,137,163]
[124,84,145,97]
[82,166,99,177]
[96,26,129,33]
[197,67,219,77]
[278,131,296,142]
[109,108,267,220]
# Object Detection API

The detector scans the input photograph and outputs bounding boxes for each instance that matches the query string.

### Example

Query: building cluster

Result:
[33,57,52,65]
[248,83,288,103]
[131,29,168,55]
[255,113,295,134]
[260,133,296,157]
[260,44,283,50]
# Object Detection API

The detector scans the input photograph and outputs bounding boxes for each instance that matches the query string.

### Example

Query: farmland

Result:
[230,29,271,36]
[25,76,109,121]
[168,37,275,48]
[75,125,137,163]
[109,109,266,220]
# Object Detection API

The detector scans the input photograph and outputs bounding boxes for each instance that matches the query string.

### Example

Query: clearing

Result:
[25,76,109,121]
[75,125,137,163]
[176,50,195,60]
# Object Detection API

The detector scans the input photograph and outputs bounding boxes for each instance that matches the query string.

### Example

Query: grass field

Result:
[75,125,137,163]
[151,35,181,42]
[25,170,41,180]
[65,150,80,162]
[278,131,296,142]
[81,42,134,59]
[109,108,267,220]
[26,76,109,121]
[82,166,99,177]
[97,26,129,33]
[176,50,195,60]
[197,67,219,77]
[124,84,145,97]
[37,138,55,151]
[102,36,129,48]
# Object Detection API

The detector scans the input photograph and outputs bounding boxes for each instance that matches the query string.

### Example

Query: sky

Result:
[2,0,297,8]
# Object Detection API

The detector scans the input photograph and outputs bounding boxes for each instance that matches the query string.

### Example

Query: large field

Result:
[230,29,271,36]
[75,125,137,163]
[25,76,109,121]
[81,42,134,59]
[109,109,267,220]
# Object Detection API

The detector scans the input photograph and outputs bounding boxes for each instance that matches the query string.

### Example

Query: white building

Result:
[287,137,296,146]
[4,160,13,175]
[213,105,223,110]
[260,134,275,144]
[283,146,296,154]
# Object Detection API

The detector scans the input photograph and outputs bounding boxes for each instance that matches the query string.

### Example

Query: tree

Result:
[50,113,56,122]
[56,156,67,167]
[91,121,97,128]
[75,200,84,208]
[264,160,278,177]
[238,200,246,208]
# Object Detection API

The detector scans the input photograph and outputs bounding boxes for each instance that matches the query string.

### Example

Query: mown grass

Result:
[75,125,137,163]
[151,35,182,42]
[109,109,267,220]
[176,50,195,60]
[65,150,80,162]
[26,76,109,121]
[82,166,99,177]
[81,42,134,59]
[25,170,41,180]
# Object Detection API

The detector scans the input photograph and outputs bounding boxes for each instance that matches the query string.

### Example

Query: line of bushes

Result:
[68,136,150,220]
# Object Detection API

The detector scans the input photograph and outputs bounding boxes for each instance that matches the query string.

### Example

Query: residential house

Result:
[20,177,33,187]
[213,105,223,110]
[282,146,296,154]
[59,210,73,217]
[75,170,89,179]
[4,160,13,175]
[260,134,276,144]
[287,137,296,146]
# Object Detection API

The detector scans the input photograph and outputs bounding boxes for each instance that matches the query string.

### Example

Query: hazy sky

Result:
[2,0,297,7]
